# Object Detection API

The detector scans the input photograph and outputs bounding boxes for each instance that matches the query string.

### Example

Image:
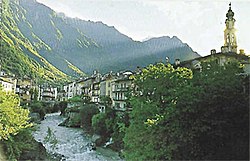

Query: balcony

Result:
[112,87,128,92]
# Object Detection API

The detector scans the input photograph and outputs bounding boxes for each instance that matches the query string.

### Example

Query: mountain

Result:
[0,0,71,83]
[7,0,200,76]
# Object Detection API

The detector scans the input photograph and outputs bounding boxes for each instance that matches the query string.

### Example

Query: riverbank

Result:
[33,112,122,161]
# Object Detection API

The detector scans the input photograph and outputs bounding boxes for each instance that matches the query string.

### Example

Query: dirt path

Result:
[0,143,7,161]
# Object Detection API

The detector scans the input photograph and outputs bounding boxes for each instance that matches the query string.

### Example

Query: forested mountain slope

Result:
[11,0,200,75]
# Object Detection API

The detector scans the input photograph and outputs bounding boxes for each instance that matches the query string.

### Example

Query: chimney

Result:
[239,49,245,55]
[211,49,216,55]
[175,59,180,66]
[165,57,170,64]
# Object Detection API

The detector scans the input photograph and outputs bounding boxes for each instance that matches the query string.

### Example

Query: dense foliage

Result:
[79,104,99,130]
[3,128,46,161]
[92,106,129,150]
[0,86,32,140]
[124,62,249,160]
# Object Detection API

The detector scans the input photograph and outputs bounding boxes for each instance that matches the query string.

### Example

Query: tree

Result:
[124,63,193,160]
[124,62,249,160]
[92,113,107,135]
[29,101,46,119]
[0,86,32,140]
[80,104,99,130]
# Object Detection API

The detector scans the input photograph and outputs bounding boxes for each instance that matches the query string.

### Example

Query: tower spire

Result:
[221,3,237,53]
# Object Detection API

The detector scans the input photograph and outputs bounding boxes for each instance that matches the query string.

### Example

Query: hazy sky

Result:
[37,0,250,56]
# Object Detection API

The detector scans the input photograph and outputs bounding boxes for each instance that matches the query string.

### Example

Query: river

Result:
[32,112,122,161]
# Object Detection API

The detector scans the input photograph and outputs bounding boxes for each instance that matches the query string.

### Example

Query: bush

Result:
[92,113,108,136]
[3,128,46,161]
[29,102,46,120]
[59,101,67,115]
[80,104,99,130]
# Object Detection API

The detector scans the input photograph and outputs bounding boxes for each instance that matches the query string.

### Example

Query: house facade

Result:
[111,71,133,111]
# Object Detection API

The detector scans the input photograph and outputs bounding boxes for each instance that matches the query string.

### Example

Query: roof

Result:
[180,52,249,66]
[0,77,13,84]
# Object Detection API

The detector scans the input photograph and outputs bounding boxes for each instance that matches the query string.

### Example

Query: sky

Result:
[37,0,250,56]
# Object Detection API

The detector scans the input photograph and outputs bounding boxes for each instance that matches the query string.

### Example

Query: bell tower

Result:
[221,3,237,53]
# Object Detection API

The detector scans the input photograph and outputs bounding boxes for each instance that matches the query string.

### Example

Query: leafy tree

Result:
[92,113,108,135]
[29,101,46,119]
[184,61,249,160]
[0,86,32,140]
[79,104,99,130]
[124,63,193,160]
[3,128,47,161]
[124,62,249,160]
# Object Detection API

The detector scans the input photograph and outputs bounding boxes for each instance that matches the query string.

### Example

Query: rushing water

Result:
[32,112,122,161]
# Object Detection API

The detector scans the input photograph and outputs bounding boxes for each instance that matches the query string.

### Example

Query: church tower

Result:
[221,3,237,53]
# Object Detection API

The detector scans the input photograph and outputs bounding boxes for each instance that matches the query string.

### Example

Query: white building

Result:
[0,77,16,92]
[111,71,133,111]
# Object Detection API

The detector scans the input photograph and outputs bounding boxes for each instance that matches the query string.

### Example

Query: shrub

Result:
[29,101,46,119]
[80,104,99,130]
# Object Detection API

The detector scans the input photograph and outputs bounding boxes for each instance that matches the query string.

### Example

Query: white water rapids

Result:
[32,112,122,161]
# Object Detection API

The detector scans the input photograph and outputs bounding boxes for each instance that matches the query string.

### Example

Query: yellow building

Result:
[221,3,237,53]
[100,73,116,99]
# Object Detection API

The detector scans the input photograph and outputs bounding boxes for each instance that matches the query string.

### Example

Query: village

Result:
[1,46,249,114]
[0,3,250,160]
[1,2,250,114]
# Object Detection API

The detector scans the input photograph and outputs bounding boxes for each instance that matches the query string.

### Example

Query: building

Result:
[180,3,249,73]
[16,77,33,102]
[0,69,17,93]
[0,76,16,92]
[221,3,237,53]
[75,78,85,96]
[112,71,133,111]
[64,81,76,99]
[57,86,67,101]
[39,84,57,102]
[100,73,116,99]
[92,81,100,103]
[81,71,102,103]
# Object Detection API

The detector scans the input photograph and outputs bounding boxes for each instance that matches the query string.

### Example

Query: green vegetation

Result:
[91,105,129,150]
[2,128,47,161]
[0,86,46,160]
[0,86,32,140]
[29,101,46,120]
[44,127,58,150]
[28,101,68,120]
[123,62,249,160]
[80,104,99,130]
[31,32,52,51]
[50,19,63,41]
[0,0,69,83]
[65,60,86,77]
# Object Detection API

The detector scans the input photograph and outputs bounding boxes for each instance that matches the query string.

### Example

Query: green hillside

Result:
[0,0,82,83]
